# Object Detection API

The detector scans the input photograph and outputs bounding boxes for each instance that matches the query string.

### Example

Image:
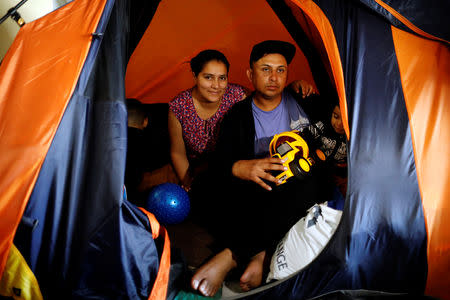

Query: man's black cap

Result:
[249,40,296,66]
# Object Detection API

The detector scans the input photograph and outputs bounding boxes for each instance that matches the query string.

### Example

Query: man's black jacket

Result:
[210,90,332,181]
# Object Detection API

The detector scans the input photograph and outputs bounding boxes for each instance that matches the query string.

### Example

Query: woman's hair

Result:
[190,49,230,76]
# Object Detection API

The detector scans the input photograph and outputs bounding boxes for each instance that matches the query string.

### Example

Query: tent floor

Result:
[166,220,250,298]
[139,163,266,297]
[166,220,215,269]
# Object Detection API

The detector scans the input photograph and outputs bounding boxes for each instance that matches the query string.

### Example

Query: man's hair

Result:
[249,40,296,67]
[126,99,147,128]
[190,49,230,76]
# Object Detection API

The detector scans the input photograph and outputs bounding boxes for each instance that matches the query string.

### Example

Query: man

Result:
[191,40,329,297]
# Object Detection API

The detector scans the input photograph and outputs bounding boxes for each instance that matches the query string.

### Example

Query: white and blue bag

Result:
[267,203,342,282]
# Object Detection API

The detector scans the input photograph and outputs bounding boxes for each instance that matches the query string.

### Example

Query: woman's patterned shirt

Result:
[169,83,245,161]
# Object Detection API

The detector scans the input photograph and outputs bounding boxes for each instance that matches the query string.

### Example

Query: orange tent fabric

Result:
[0,0,106,277]
[392,27,450,299]
[125,0,316,103]
[286,0,349,138]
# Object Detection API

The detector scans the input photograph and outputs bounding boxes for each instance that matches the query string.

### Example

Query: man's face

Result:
[247,53,288,100]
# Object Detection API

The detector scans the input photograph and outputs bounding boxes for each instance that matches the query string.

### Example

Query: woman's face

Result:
[193,60,228,103]
[331,105,345,134]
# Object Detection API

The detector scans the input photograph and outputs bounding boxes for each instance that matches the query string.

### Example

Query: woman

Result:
[168,50,246,191]
[168,49,314,192]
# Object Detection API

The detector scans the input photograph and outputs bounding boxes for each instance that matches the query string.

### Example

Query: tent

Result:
[0,0,449,299]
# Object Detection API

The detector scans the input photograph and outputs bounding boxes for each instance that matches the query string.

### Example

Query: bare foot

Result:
[239,251,266,292]
[191,248,237,297]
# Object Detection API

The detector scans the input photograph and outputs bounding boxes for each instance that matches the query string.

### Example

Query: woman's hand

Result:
[180,173,193,192]
[231,157,287,191]
[289,80,316,98]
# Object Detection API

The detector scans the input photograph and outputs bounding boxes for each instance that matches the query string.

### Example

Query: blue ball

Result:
[146,183,190,225]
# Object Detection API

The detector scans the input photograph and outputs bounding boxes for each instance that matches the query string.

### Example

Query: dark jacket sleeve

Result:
[210,96,256,180]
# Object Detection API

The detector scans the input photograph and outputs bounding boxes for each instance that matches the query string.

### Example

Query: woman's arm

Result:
[168,110,192,190]
[288,79,316,98]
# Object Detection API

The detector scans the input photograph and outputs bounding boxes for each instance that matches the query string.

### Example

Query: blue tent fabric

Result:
[73,202,160,299]
[242,1,427,298]
[318,0,428,291]
[358,0,450,42]
[13,0,162,298]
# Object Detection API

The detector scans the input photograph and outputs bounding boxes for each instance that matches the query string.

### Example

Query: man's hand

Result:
[231,157,287,191]
[289,80,316,98]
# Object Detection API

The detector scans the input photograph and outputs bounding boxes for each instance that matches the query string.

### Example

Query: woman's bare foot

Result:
[191,248,237,297]
[239,251,266,292]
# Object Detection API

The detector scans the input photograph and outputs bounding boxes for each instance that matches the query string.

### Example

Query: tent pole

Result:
[0,0,29,26]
